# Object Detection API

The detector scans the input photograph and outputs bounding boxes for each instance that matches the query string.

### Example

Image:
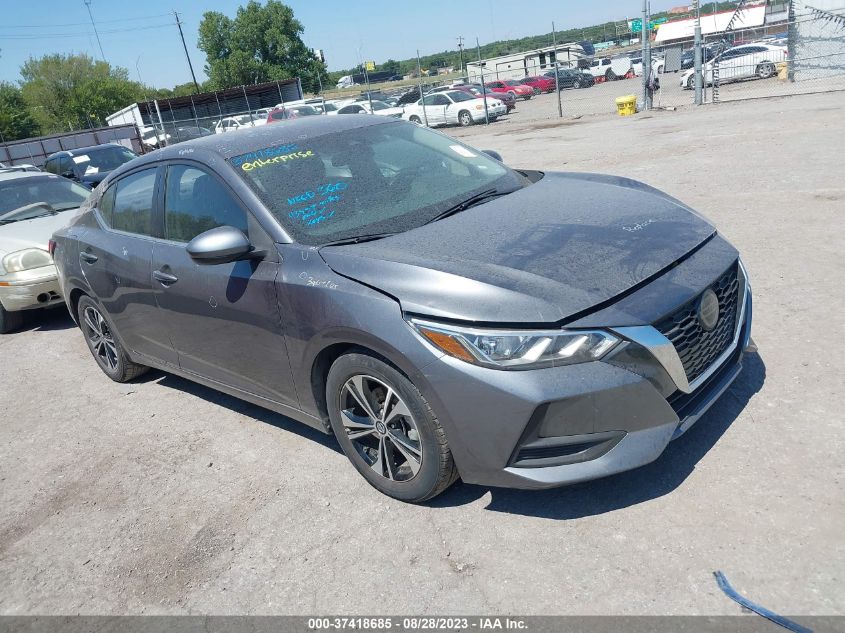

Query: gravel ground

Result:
[0,91,843,616]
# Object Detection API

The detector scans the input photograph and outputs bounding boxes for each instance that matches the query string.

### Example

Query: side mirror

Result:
[482,149,503,162]
[186,226,255,265]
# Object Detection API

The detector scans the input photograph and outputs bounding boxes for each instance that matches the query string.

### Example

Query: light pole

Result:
[457,36,465,73]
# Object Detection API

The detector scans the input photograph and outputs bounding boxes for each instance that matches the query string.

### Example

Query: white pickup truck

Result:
[587,56,633,81]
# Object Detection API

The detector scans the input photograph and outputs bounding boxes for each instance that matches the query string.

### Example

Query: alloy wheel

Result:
[83,306,118,371]
[339,374,422,482]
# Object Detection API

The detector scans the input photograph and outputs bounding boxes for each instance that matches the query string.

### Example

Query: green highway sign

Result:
[629,17,668,32]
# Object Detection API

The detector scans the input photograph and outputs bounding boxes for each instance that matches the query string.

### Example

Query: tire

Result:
[0,303,23,334]
[457,110,473,127]
[409,115,422,124]
[77,295,148,382]
[606,69,617,81]
[326,353,459,503]
[687,74,696,90]
[756,62,776,79]
[532,87,541,96]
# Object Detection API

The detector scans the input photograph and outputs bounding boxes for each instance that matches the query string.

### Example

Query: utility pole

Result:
[457,36,465,73]
[693,0,703,104]
[174,11,201,93]
[84,0,107,63]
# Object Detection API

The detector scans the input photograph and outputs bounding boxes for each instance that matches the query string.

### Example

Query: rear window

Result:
[72,146,137,176]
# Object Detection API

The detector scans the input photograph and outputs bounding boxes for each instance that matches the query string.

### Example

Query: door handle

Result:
[80,251,98,264]
[153,269,179,286]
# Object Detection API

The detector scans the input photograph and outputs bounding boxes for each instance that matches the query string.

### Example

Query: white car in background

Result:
[213,114,266,134]
[0,171,90,332]
[681,43,786,89]
[403,90,506,127]
[631,56,665,76]
[332,100,405,118]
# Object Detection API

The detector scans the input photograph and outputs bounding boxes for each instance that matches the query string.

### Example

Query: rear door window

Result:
[108,168,157,236]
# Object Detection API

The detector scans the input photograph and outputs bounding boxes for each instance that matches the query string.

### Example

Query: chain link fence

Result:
[706,6,845,104]
[310,5,843,128]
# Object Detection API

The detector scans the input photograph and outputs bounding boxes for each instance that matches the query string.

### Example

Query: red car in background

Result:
[266,104,321,123]
[518,75,557,94]
[441,84,517,112]
[485,80,534,100]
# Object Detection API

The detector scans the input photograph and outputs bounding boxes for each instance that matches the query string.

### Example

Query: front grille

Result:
[655,263,741,384]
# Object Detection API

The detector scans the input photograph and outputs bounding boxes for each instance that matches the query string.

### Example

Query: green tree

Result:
[0,82,40,142]
[198,0,326,93]
[380,59,401,75]
[19,54,143,133]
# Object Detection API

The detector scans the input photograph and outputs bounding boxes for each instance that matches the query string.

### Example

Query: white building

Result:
[465,43,588,81]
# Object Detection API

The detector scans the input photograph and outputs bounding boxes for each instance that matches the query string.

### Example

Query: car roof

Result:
[117,115,396,172]
[0,170,55,183]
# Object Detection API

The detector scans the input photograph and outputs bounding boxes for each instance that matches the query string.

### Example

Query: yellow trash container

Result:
[777,62,788,81]
[615,95,637,116]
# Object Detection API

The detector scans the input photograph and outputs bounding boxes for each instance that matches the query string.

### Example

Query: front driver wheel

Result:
[409,115,422,124]
[458,110,473,127]
[326,353,458,502]
[78,295,148,382]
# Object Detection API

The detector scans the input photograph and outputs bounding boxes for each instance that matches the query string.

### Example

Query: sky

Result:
[0,0,679,87]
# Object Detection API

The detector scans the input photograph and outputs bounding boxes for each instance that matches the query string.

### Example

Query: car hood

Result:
[0,210,79,258]
[320,172,716,325]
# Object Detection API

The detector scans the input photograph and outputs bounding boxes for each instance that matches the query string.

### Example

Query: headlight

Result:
[2,248,53,273]
[409,318,619,370]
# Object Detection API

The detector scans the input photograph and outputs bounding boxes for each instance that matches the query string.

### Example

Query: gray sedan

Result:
[52,115,754,502]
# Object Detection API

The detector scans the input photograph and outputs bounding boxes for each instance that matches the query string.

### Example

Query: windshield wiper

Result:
[319,232,397,247]
[425,188,513,225]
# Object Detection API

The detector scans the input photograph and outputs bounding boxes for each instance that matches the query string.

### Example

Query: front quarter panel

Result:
[277,244,445,421]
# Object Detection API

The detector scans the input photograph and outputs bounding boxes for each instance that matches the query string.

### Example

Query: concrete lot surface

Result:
[1,92,843,616]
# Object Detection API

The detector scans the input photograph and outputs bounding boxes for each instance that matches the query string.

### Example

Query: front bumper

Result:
[473,106,506,121]
[0,265,63,312]
[416,283,752,490]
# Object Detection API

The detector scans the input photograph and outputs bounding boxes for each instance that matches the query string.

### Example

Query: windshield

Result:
[0,175,90,223]
[370,101,390,111]
[72,146,137,174]
[231,121,524,245]
[447,91,474,102]
[505,80,523,86]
